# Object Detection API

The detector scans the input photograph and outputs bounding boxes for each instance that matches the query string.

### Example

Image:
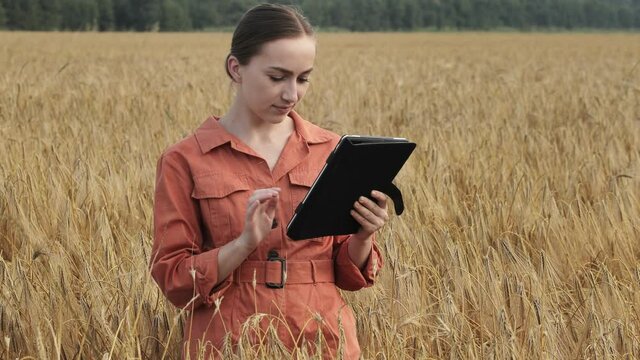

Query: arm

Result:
[333,190,387,291]
[215,188,280,280]
[150,151,279,310]
[333,233,383,291]
[150,151,232,310]
[348,233,374,271]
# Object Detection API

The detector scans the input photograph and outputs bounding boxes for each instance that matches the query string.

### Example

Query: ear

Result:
[227,55,242,83]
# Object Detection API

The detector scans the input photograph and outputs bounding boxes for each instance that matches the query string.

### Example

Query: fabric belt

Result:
[234,259,335,287]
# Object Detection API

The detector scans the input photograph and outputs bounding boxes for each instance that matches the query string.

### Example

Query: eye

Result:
[298,77,310,83]
[269,75,285,82]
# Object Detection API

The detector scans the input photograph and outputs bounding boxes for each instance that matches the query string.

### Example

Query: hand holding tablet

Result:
[286,135,416,240]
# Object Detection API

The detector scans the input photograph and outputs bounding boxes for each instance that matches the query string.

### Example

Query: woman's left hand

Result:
[350,190,389,242]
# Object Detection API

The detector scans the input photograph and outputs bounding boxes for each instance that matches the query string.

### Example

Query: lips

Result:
[272,105,293,114]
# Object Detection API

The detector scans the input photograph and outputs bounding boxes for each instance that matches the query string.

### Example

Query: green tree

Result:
[188,0,219,29]
[97,0,114,31]
[419,0,440,28]
[160,0,191,31]
[584,0,611,28]
[39,0,61,29]
[112,0,133,29]
[470,0,501,29]
[60,0,97,30]
[215,0,260,27]
[131,0,160,31]
[328,0,354,30]
[0,2,6,28]
[4,0,42,30]
[498,0,524,28]
[299,0,327,28]
[387,0,405,29]
[403,0,423,29]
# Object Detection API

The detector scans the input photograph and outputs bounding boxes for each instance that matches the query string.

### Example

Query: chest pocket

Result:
[287,167,324,242]
[288,168,321,213]
[191,173,251,247]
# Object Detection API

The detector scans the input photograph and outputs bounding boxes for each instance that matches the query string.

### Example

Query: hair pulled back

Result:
[225,4,314,80]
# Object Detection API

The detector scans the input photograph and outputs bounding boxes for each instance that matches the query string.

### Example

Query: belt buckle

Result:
[266,250,286,289]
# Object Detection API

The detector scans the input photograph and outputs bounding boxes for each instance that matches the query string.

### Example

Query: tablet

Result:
[286,134,416,240]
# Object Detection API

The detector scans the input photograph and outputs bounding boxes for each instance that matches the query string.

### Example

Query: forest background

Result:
[2,0,640,32]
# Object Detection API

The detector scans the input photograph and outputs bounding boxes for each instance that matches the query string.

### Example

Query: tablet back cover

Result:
[286,136,415,240]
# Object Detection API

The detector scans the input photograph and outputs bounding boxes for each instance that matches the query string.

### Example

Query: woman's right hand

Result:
[239,187,281,250]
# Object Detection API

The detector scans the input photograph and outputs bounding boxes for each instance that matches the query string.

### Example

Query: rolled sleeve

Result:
[332,233,383,291]
[150,151,231,310]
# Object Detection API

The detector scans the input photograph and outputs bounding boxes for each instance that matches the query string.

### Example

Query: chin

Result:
[265,113,289,124]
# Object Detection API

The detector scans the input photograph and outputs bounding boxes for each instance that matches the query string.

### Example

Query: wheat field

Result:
[0,32,639,359]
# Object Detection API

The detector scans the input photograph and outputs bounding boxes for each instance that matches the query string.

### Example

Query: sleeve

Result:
[149,151,233,311]
[332,233,383,291]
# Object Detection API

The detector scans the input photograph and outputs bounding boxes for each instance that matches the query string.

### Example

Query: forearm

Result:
[347,234,373,271]
[215,234,255,285]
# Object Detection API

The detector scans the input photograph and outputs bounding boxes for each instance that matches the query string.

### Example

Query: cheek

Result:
[297,84,310,99]
[244,79,276,104]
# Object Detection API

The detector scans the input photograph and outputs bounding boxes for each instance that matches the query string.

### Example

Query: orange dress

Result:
[150,110,383,359]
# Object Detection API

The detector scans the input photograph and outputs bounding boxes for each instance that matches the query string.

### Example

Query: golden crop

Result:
[0,32,639,359]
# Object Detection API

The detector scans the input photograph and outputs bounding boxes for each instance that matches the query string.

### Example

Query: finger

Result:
[350,209,377,232]
[371,190,388,209]
[353,200,386,227]
[246,198,260,220]
[256,196,278,214]
[251,188,281,199]
[263,192,280,205]
[253,187,281,196]
[249,191,279,204]
[251,200,270,223]
[265,195,279,213]
[357,196,389,221]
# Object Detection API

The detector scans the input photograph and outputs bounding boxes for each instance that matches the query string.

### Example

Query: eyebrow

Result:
[267,66,313,75]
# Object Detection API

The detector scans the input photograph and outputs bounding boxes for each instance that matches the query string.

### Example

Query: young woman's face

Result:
[235,35,316,125]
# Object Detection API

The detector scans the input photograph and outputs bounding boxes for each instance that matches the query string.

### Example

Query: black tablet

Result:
[286,135,416,240]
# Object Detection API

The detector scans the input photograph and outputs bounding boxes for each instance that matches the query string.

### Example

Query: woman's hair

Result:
[225,3,314,80]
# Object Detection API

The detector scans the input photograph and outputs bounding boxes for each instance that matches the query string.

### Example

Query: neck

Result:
[221,98,293,143]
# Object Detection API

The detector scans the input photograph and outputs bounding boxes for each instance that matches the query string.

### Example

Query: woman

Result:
[150,4,388,359]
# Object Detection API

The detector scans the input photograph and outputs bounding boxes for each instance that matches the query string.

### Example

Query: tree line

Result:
[1,0,639,31]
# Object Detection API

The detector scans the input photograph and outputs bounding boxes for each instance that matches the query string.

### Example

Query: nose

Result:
[281,79,298,104]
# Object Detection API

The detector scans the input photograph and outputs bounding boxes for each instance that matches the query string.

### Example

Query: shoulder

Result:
[296,115,341,146]
[159,117,213,163]
[159,134,200,164]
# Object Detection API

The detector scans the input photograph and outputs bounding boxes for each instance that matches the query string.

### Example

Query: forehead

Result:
[250,36,316,72]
